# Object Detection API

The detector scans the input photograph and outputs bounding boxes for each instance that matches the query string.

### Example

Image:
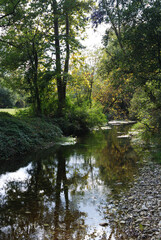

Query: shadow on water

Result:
[0,122,153,239]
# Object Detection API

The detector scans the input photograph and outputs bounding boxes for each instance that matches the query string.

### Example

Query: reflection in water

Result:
[0,124,144,239]
[95,126,139,197]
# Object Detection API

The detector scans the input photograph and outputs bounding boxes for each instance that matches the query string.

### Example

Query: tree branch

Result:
[0,0,21,20]
[0,38,20,48]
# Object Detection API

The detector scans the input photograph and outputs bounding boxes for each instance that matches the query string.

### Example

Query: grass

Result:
[0,108,25,115]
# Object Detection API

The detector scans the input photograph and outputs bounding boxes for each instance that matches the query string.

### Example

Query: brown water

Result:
[0,122,146,240]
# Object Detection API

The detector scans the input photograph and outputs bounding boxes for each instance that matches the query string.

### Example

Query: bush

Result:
[0,87,13,108]
[54,103,107,136]
[129,87,161,132]
[0,112,62,160]
[0,102,106,159]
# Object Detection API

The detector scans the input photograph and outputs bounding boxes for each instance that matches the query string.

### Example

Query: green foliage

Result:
[0,0,53,115]
[0,86,13,108]
[0,82,26,108]
[129,83,161,132]
[0,112,62,160]
[94,0,161,130]
[152,149,161,164]
[54,102,106,136]
[0,0,94,115]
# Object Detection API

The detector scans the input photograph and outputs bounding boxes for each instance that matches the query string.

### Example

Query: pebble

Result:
[106,162,161,239]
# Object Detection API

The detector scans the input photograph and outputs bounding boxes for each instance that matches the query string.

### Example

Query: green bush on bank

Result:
[0,112,62,160]
[54,103,107,136]
[0,103,106,160]
[131,122,161,164]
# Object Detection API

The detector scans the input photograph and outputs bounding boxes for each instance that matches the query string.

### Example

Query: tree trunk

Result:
[53,1,70,115]
[27,41,41,116]
[63,12,70,99]
[53,0,65,115]
[33,43,41,115]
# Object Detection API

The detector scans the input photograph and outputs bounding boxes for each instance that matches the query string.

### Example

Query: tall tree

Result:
[0,0,52,115]
[94,0,161,125]
[91,0,129,52]
[0,0,93,115]
[51,0,92,115]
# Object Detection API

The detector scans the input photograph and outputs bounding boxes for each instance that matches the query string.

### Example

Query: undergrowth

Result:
[0,112,62,160]
[54,103,107,136]
[0,103,107,160]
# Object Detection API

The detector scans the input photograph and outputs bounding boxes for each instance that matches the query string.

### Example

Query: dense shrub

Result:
[54,103,107,136]
[0,87,13,108]
[0,102,106,160]
[129,87,161,132]
[0,112,62,160]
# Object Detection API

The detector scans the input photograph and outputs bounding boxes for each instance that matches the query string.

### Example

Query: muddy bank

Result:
[107,162,161,239]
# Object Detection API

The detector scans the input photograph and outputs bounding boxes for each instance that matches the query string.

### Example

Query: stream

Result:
[0,121,156,240]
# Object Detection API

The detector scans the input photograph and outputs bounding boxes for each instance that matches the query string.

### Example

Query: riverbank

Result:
[0,112,62,160]
[0,107,105,160]
[107,162,161,239]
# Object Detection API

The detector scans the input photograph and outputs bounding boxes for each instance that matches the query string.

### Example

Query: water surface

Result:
[0,122,146,240]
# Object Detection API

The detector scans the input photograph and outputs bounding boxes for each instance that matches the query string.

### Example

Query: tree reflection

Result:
[94,126,140,196]
[0,125,142,240]
[0,147,89,240]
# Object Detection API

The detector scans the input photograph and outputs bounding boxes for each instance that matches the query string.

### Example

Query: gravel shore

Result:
[107,162,161,239]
